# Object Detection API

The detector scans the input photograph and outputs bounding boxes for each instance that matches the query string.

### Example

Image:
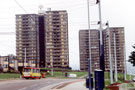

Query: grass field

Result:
[45,71,88,78]
[0,73,20,80]
[104,72,134,86]
[103,72,134,90]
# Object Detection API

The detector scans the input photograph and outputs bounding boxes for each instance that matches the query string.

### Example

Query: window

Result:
[9,60,15,64]
[4,58,8,61]
[3,65,8,68]
[24,69,31,72]
[33,69,36,73]
[31,61,35,64]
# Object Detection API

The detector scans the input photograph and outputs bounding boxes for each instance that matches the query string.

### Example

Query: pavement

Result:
[0,78,88,90]
[0,78,73,90]
[40,79,89,90]
[61,80,88,90]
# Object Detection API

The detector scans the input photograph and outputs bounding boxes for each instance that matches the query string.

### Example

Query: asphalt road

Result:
[0,78,73,90]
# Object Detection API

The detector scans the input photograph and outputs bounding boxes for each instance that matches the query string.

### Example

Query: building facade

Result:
[79,27,125,72]
[16,14,39,68]
[45,11,69,68]
[79,29,100,71]
[16,10,69,69]
[103,27,125,73]
[0,56,18,72]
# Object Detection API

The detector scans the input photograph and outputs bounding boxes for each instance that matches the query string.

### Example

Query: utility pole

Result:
[87,0,92,90]
[24,48,26,68]
[107,21,113,84]
[113,33,118,82]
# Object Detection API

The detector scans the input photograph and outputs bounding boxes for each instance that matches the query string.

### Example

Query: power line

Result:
[14,0,27,13]
[42,0,85,6]
[0,1,92,14]
[0,32,15,35]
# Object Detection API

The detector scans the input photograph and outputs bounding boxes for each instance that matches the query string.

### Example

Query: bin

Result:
[65,72,68,77]
[86,76,93,89]
[41,73,45,78]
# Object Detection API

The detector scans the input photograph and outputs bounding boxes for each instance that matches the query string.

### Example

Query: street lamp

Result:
[87,0,92,90]
[51,56,53,77]
[47,43,54,77]
[106,21,113,84]
[24,48,26,68]
[123,43,127,81]
[113,32,118,82]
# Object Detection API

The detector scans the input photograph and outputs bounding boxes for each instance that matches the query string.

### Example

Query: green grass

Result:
[45,71,88,78]
[68,72,88,77]
[103,72,135,89]
[40,68,71,71]
[0,71,88,79]
[104,72,134,84]
[0,73,20,80]
[46,72,66,78]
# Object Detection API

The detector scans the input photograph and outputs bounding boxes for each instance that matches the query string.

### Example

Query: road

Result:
[0,78,75,90]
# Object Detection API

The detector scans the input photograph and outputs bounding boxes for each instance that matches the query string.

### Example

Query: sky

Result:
[0,0,135,73]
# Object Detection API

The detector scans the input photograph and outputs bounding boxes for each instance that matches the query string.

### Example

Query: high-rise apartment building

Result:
[103,27,125,73]
[16,10,69,68]
[45,11,69,68]
[79,27,125,72]
[79,29,100,71]
[16,14,39,68]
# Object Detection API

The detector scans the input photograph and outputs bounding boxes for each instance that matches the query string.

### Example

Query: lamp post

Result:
[106,21,113,84]
[47,43,54,77]
[98,0,105,87]
[87,0,92,90]
[51,56,53,77]
[24,48,26,68]
[49,44,54,77]
[124,44,127,81]
[113,33,118,82]
[98,0,104,72]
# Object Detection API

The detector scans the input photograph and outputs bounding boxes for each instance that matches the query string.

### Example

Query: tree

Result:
[129,45,135,66]
[7,54,16,72]
[0,64,3,73]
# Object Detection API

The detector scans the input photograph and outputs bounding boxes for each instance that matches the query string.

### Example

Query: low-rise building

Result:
[0,56,18,72]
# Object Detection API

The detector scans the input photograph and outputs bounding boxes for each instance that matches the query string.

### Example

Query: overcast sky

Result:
[0,0,135,72]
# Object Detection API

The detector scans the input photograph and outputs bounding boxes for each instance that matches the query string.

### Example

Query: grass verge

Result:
[45,71,88,78]
[0,73,20,80]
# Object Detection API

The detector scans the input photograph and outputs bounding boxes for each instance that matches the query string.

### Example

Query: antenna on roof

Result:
[38,5,45,14]
[39,5,44,10]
